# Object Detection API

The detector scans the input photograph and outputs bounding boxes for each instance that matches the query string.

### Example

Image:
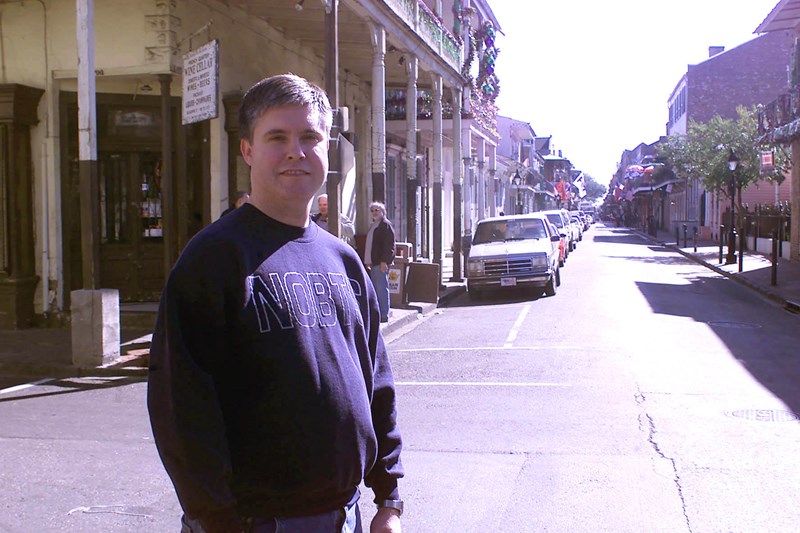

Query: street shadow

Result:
[636,276,800,418]
[606,254,699,267]
[445,287,544,308]
[0,375,145,404]
[591,234,647,245]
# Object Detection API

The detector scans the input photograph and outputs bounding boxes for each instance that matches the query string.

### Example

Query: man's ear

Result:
[240,138,253,166]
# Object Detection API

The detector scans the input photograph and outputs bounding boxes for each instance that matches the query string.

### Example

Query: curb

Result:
[639,231,792,310]
[381,302,436,337]
[668,244,788,307]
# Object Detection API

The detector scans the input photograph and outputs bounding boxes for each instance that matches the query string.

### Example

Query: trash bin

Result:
[388,257,408,308]
[405,261,440,304]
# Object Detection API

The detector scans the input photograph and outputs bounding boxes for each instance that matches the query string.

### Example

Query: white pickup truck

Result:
[466,213,562,300]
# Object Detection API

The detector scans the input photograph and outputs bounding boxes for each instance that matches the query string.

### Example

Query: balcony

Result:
[383,0,462,72]
[628,171,683,196]
[386,88,455,120]
[384,86,498,137]
[758,87,800,143]
[466,89,498,138]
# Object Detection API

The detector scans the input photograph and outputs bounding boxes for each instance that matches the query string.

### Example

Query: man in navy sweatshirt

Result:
[147,74,404,533]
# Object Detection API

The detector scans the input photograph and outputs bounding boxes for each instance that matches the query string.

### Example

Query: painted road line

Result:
[503,304,531,348]
[391,346,589,353]
[395,381,570,387]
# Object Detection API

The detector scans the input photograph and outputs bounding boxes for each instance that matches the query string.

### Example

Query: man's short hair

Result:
[238,74,333,142]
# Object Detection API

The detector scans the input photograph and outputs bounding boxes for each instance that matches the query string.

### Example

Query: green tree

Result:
[583,174,607,202]
[658,106,788,204]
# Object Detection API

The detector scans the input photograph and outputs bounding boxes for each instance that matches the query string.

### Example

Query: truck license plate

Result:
[500,277,516,287]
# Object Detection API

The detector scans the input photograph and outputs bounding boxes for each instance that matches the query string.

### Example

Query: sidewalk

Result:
[0,256,467,379]
[635,226,800,314]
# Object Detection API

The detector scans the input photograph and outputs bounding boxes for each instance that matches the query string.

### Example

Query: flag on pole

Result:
[572,173,587,199]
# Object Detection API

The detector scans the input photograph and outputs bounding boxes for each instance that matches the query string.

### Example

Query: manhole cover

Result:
[707,321,762,330]
[727,409,799,422]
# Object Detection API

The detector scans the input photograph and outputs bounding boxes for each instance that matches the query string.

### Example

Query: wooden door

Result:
[98,151,164,301]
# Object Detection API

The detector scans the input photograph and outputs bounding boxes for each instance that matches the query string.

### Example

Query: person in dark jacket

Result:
[147,74,404,533]
[363,202,395,323]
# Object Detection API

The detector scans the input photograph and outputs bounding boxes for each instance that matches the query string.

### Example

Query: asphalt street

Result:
[2,224,799,532]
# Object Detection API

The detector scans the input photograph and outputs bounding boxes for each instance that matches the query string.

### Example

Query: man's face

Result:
[240,105,329,211]
[318,197,329,217]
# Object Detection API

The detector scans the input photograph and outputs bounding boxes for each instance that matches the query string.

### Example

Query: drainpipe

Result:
[405,54,418,250]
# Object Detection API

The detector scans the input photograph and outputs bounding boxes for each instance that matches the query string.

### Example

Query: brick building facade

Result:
[666,30,794,238]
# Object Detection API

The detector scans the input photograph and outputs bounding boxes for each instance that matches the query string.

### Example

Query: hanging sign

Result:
[759,150,775,173]
[182,39,219,125]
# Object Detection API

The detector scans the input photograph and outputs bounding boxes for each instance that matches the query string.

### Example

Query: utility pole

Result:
[77,0,99,289]
[73,0,120,367]
[325,0,341,238]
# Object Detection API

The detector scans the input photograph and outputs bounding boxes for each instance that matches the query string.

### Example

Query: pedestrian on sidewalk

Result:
[312,193,356,245]
[363,201,395,323]
[147,74,404,533]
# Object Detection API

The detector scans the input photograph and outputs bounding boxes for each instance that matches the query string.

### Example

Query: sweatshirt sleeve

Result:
[147,256,243,531]
[363,286,404,502]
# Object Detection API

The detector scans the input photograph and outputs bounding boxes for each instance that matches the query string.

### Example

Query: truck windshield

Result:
[473,219,547,244]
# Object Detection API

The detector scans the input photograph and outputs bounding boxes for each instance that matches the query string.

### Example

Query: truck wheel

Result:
[544,275,557,297]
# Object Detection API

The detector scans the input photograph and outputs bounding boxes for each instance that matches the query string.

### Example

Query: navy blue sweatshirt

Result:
[147,204,403,530]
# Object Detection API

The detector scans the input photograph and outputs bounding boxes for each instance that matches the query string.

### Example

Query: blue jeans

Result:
[369,266,390,322]
[180,500,362,533]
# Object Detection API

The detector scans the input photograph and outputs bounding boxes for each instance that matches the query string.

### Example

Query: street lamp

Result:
[725,148,739,264]
[512,170,522,214]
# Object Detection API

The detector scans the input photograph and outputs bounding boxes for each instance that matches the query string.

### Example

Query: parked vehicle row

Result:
[465,208,594,300]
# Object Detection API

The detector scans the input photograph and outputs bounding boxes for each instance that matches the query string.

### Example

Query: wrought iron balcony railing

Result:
[386,88,454,120]
[385,86,498,137]
[383,0,462,72]
[758,86,800,143]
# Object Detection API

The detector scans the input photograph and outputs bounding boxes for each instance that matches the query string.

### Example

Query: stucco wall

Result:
[3,0,377,313]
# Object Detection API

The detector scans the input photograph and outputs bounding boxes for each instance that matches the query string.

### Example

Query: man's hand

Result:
[370,507,401,533]
[380,262,389,273]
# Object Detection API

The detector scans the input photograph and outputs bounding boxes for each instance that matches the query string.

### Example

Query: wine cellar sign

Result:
[182,40,219,125]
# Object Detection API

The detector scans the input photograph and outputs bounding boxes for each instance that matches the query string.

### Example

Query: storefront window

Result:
[99,152,162,243]
[140,155,163,239]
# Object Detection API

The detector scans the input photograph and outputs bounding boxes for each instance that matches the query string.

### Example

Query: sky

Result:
[490,0,782,184]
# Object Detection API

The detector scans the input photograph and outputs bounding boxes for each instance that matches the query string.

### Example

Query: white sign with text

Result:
[182,40,219,125]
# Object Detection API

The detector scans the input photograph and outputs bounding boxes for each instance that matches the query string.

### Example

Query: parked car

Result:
[466,214,561,299]
[549,221,567,267]
[571,210,589,231]
[571,214,584,241]
[542,209,575,252]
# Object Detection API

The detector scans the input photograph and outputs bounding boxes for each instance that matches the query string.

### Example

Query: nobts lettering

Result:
[249,272,363,333]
